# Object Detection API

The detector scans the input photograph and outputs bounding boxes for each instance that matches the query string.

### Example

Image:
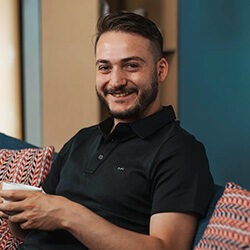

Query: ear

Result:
[157,57,168,83]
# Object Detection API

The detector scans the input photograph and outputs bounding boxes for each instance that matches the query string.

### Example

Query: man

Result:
[0,12,214,249]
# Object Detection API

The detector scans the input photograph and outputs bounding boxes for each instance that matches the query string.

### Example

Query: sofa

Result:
[0,132,249,249]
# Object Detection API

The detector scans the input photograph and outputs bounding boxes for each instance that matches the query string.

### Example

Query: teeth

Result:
[113,92,130,97]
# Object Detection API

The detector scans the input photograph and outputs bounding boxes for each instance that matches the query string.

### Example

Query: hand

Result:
[0,200,9,219]
[0,190,72,231]
[0,183,9,219]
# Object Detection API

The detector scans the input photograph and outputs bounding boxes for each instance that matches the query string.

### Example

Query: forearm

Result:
[7,220,29,241]
[0,191,196,249]
[61,203,167,250]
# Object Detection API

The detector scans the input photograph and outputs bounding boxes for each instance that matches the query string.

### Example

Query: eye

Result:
[125,63,139,71]
[98,65,111,73]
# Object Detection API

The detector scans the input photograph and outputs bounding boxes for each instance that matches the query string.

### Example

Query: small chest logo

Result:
[117,167,125,171]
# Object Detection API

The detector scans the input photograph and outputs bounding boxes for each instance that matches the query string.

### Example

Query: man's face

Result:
[95,31,162,123]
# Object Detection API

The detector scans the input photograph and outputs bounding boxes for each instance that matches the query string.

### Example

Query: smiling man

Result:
[95,31,164,124]
[0,12,214,250]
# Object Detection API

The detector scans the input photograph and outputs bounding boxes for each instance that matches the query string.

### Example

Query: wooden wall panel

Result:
[41,0,99,151]
[0,0,22,139]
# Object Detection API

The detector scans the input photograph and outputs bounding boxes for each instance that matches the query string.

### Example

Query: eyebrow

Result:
[96,56,146,66]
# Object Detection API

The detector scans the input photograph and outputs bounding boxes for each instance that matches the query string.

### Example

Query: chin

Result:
[111,103,134,111]
[109,104,132,113]
[109,105,141,120]
[109,109,130,118]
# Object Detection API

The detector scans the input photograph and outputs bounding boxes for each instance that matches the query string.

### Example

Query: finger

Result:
[0,200,25,214]
[8,212,27,224]
[0,211,9,219]
[0,190,33,201]
[20,220,33,230]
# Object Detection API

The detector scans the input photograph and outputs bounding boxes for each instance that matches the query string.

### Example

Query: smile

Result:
[111,92,133,97]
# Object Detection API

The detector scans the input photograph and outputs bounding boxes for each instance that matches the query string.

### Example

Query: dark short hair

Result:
[95,12,164,60]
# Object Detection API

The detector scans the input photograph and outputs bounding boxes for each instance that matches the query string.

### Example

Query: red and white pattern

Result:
[195,182,250,250]
[0,220,21,250]
[0,146,54,250]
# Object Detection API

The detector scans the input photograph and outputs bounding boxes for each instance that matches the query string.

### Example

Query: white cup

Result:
[1,182,42,203]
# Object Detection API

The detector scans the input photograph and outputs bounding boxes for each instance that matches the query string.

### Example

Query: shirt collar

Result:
[129,105,176,138]
[99,117,114,135]
[99,105,176,139]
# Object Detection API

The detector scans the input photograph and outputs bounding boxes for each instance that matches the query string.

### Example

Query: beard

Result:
[96,70,159,120]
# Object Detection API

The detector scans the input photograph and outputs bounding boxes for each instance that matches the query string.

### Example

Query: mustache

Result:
[103,85,138,96]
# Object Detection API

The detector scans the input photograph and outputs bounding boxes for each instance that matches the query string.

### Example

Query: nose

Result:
[109,67,126,88]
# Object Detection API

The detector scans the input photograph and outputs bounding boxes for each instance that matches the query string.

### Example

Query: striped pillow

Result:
[0,146,54,250]
[195,182,250,249]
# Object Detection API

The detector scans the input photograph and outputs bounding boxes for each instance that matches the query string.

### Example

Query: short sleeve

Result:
[150,132,214,218]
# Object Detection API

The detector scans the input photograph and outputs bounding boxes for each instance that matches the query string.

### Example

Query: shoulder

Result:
[71,124,100,142]
[57,124,100,157]
[150,121,210,179]
[158,121,206,157]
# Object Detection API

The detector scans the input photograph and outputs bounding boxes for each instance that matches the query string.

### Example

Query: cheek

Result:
[96,75,107,91]
[132,74,152,89]
[133,68,153,82]
[127,73,144,86]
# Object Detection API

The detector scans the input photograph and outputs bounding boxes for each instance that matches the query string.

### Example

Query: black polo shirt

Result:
[19,106,214,250]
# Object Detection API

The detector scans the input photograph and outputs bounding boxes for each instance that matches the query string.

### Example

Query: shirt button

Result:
[97,154,104,160]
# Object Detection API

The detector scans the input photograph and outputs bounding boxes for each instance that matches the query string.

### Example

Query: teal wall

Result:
[178,0,250,189]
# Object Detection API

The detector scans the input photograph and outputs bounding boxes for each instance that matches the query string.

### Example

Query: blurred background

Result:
[0,0,249,188]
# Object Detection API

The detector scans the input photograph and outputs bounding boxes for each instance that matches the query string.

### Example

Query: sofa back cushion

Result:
[0,133,36,150]
[192,184,225,247]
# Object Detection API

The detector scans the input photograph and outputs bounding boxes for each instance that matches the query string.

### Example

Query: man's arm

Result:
[63,203,197,250]
[0,190,197,249]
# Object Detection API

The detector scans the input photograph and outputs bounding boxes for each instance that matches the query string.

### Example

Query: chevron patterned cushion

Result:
[0,146,54,250]
[194,182,250,249]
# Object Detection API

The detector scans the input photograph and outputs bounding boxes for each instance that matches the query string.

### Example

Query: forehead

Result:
[95,31,153,62]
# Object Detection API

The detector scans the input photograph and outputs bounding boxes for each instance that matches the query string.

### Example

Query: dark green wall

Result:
[178,0,250,189]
